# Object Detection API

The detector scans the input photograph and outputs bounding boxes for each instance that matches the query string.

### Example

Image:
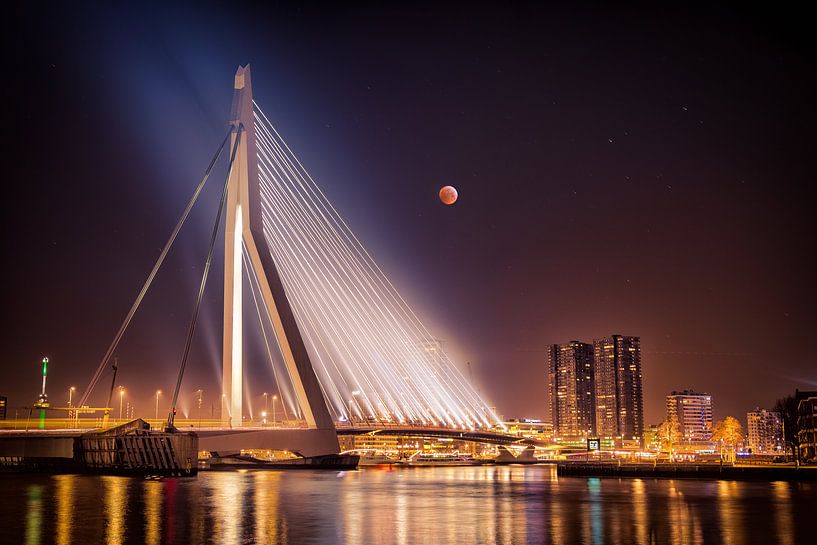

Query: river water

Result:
[2,465,815,544]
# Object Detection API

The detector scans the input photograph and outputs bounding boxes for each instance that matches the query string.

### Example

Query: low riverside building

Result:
[746,408,784,455]
[666,390,714,453]
[643,423,661,452]
[798,392,817,462]
[504,418,553,443]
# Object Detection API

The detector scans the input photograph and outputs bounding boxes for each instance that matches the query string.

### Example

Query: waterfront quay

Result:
[556,461,817,481]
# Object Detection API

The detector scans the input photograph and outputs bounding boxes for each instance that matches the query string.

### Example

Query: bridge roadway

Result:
[335,425,558,449]
[193,424,560,455]
[184,423,556,448]
[1,422,562,457]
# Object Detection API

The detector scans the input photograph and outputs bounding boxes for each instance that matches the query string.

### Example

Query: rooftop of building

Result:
[669,390,710,397]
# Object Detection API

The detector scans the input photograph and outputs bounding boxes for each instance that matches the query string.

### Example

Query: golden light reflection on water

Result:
[253,472,283,545]
[211,472,246,544]
[666,480,702,545]
[632,479,648,545]
[103,477,127,545]
[340,471,365,545]
[187,477,205,545]
[393,480,407,545]
[340,465,535,545]
[549,475,565,545]
[479,468,498,544]
[143,481,162,545]
[55,475,75,545]
[772,481,794,545]
[717,480,745,545]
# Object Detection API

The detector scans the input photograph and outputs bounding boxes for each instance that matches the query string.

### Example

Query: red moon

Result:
[439,185,458,205]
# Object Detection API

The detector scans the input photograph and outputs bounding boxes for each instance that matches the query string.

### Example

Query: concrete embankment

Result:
[0,419,197,476]
[556,462,817,481]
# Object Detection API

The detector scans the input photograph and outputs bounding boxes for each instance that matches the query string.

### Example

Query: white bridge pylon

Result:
[222,65,334,431]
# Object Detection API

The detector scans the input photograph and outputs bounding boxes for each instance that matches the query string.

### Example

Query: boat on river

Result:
[406,452,482,466]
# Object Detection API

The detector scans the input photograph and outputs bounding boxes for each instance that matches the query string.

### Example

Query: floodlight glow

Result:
[243,102,504,430]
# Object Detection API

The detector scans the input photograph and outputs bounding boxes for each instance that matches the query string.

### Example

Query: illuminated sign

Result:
[587,438,600,451]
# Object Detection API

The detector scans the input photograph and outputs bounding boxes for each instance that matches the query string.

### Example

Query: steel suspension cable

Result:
[78,126,234,409]
[167,125,242,430]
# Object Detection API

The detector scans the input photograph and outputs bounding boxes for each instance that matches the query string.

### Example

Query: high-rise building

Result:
[746,408,783,454]
[593,335,644,443]
[667,390,713,443]
[547,341,595,440]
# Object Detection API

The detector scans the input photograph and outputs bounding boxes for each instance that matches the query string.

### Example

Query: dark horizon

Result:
[3,1,816,425]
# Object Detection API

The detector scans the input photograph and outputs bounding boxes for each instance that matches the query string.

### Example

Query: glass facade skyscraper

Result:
[547,341,595,441]
[593,335,644,443]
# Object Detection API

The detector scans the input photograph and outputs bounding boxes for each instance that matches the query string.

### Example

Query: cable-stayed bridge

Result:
[5,66,529,457]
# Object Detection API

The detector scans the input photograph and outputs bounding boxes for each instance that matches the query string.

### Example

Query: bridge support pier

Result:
[198,428,340,458]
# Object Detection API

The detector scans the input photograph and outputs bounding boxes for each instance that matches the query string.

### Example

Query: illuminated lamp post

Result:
[272,394,278,426]
[155,390,162,420]
[35,357,51,429]
[68,386,75,421]
[197,389,203,427]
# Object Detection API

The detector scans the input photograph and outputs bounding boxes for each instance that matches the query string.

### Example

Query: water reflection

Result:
[2,467,814,544]
[772,481,794,545]
[587,478,603,544]
[252,472,283,545]
[548,476,566,545]
[210,472,246,544]
[55,475,75,545]
[103,476,127,545]
[144,481,162,545]
[25,484,43,545]
[632,479,648,545]
[718,480,745,545]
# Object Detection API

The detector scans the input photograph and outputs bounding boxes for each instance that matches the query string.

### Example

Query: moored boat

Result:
[406,452,482,467]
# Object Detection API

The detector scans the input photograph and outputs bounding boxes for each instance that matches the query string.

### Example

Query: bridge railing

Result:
[0,417,310,432]
[333,420,512,434]
[0,416,533,438]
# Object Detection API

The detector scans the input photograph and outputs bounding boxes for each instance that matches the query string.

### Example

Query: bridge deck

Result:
[1,422,560,450]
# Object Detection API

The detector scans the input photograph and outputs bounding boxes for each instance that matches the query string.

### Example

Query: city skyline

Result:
[3,2,816,426]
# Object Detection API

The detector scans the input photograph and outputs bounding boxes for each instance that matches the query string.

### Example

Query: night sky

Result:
[4,2,816,425]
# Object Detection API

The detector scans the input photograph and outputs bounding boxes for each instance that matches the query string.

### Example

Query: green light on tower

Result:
[36,356,50,413]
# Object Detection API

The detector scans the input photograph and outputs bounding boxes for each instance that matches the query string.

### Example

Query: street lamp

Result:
[118,386,125,422]
[272,394,278,426]
[197,389,203,427]
[263,392,268,417]
[155,390,162,420]
[261,410,267,426]
[68,386,75,422]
